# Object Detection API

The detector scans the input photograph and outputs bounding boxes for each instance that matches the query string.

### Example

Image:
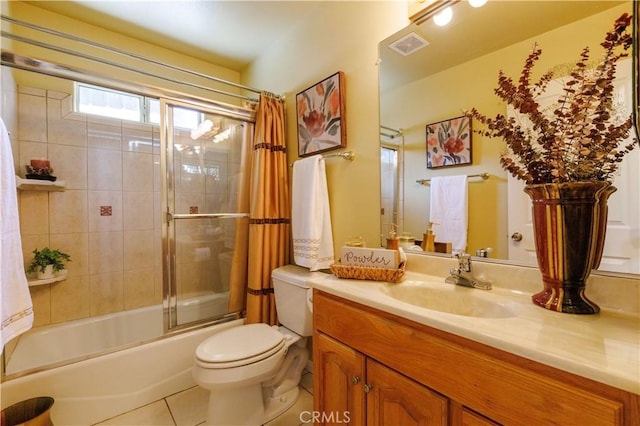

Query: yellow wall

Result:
[381,4,630,258]
[3,2,244,105]
[243,2,408,252]
[4,1,409,257]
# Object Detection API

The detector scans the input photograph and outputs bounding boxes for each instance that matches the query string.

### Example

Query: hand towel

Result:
[292,155,334,271]
[1,118,33,350]
[429,175,468,254]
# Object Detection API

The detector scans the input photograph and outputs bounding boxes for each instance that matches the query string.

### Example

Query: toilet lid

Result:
[196,323,284,366]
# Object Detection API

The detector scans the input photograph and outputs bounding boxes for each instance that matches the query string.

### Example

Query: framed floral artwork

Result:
[426,115,472,168]
[296,71,346,157]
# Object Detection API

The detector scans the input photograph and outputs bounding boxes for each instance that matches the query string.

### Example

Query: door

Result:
[380,145,400,245]
[314,332,366,425]
[161,99,251,329]
[366,358,448,426]
[507,58,640,273]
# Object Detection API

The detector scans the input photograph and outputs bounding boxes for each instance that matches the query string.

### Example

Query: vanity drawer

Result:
[314,290,627,426]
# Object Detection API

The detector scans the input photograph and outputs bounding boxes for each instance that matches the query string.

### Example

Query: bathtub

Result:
[1,293,240,425]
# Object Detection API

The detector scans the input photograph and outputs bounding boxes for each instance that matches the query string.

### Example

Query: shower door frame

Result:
[160,98,252,332]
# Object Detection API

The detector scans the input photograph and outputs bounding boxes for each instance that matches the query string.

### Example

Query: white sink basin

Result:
[380,280,519,318]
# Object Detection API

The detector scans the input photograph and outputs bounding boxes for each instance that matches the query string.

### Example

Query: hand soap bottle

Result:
[421,222,436,252]
[386,225,399,250]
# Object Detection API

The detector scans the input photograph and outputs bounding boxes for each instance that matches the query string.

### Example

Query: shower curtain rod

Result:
[0,15,283,102]
[380,125,402,135]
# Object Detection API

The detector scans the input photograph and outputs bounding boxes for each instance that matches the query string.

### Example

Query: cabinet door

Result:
[314,332,366,425]
[366,359,448,426]
[460,407,500,426]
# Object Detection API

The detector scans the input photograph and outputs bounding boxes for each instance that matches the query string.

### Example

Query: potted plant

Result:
[26,247,71,280]
[467,13,638,314]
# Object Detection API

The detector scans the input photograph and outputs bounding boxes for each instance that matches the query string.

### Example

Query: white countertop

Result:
[313,269,640,395]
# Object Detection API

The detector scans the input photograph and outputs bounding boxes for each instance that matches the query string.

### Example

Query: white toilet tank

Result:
[272,265,326,337]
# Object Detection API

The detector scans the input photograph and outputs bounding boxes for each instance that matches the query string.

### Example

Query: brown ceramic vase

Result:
[523,181,616,314]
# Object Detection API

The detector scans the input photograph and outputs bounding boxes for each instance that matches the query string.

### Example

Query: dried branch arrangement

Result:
[468,13,638,184]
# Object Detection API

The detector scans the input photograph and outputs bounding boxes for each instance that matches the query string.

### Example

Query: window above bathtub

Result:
[74,82,200,129]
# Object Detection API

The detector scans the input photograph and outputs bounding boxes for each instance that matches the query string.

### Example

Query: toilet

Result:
[192,264,325,426]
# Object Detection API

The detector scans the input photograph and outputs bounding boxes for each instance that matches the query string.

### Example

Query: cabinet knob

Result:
[363,383,374,393]
[351,376,361,385]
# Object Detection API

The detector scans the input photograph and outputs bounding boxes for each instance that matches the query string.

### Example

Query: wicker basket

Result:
[330,262,405,283]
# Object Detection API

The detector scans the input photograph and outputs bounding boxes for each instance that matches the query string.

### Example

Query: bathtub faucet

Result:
[445,253,491,290]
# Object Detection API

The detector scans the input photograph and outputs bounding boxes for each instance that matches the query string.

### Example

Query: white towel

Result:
[429,175,468,254]
[1,118,33,350]
[292,155,334,271]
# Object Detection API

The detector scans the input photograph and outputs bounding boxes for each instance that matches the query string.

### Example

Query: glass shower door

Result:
[161,99,250,329]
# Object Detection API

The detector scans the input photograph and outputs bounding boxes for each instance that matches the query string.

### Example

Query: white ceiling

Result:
[26,0,323,70]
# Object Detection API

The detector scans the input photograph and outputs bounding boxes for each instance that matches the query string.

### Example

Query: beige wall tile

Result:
[21,234,50,274]
[123,268,155,309]
[88,148,122,190]
[49,190,88,234]
[154,267,164,304]
[153,191,162,230]
[90,271,124,316]
[88,121,122,151]
[47,97,87,147]
[152,154,161,192]
[29,284,51,327]
[153,229,162,267]
[123,191,153,231]
[89,231,124,274]
[50,275,90,323]
[88,190,123,232]
[49,232,89,276]
[19,141,47,177]
[122,122,153,154]
[19,191,49,235]
[123,230,154,270]
[123,151,153,191]
[18,93,47,143]
[47,143,87,189]
[18,86,45,96]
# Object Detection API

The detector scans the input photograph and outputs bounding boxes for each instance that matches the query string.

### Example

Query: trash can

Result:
[1,397,54,426]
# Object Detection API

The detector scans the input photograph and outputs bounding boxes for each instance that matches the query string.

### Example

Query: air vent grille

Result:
[388,32,429,56]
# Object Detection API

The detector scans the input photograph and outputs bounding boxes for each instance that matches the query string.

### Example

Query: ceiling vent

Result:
[388,32,429,56]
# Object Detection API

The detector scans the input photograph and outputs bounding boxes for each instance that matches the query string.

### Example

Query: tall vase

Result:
[523,181,616,314]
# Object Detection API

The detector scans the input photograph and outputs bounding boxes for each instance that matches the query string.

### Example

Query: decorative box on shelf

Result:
[331,246,406,283]
[330,262,406,283]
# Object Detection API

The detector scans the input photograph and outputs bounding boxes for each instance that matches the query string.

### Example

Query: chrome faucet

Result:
[445,253,492,290]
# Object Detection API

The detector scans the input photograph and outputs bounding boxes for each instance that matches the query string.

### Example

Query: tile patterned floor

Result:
[92,371,313,426]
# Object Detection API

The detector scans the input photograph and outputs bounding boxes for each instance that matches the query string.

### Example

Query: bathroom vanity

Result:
[312,256,640,425]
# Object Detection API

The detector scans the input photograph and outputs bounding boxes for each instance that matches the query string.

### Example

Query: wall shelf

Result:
[16,176,66,191]
[27,270,68,287]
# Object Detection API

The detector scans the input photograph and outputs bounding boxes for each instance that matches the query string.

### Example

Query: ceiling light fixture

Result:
[433,6,453,26]
[468,0,487,8]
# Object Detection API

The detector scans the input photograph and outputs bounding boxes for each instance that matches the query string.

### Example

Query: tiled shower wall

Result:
[16,82,243,329]
[17,85,163,327]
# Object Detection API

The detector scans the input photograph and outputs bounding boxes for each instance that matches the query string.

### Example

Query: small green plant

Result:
[26,247,71,274]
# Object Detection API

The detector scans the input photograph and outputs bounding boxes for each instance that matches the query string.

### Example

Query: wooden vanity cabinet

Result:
[313,290,640,426]
[315,332,447,425]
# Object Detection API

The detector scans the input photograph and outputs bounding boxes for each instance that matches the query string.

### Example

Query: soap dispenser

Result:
[386,224,399,250]
[421,222,436,252]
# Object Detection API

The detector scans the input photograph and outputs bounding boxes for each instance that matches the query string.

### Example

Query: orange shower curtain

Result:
[245,94,290,325]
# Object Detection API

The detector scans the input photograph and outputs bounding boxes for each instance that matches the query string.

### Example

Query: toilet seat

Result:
[195,323,285,369]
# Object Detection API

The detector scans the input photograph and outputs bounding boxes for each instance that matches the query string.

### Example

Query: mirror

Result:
[379,1,640,275]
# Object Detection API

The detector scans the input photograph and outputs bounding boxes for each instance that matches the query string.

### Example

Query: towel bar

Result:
[417,172,489,185]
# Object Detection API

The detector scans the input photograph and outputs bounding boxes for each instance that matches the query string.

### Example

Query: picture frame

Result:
[296,71,346,157]
[426,115,472,168]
